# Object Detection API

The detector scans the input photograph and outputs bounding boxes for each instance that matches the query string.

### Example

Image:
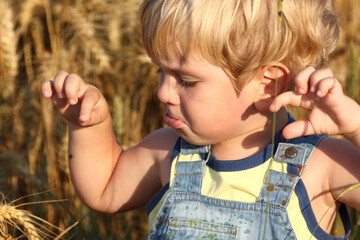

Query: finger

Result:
[282,120,315,139]
[53,70,69,99]
[315,77,337,97]
[309,68,334,93]
[64,73,84,105]
[78,87,101,125]
[269,91,304,112]
[293,66,316,94]
[50,89,70,111]
[41,80,54,98]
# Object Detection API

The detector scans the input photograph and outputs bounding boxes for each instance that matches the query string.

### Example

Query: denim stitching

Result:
[168,218,238,235]
[174,173,202,176]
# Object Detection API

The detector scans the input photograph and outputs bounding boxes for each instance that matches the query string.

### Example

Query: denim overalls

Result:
[148,135,351,239]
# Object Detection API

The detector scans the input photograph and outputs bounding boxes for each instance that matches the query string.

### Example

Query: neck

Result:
[211,109,289,160]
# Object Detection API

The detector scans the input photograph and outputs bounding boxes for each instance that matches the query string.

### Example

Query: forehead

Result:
[153,54,214,75]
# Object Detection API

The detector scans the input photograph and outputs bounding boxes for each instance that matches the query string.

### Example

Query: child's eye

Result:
[179,79,197,88]
[156,68,196,87]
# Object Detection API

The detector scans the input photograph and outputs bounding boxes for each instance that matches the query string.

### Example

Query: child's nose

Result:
[157,76,180,105]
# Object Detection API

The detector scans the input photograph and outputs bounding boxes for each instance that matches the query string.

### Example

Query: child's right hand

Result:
[41,71,110,127]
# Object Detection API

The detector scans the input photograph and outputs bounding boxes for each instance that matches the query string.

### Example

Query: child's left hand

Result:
[270,66,360,143]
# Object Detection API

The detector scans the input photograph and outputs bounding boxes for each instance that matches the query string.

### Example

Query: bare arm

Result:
[41,71,176,213]
[269,66,360,210]
[68,121,177,213]
[322,138,360,210]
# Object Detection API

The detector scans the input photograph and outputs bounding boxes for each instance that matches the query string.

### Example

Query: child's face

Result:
[156,55,263,146]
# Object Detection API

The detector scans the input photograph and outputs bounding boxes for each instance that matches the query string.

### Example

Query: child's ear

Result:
[254,64,291,111]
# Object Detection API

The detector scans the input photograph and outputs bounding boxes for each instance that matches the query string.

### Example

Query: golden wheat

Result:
[0,204,41,240]
[0,0,18,79]
[0,197,79,240]
[84,1,113,13]
[60,6,111,69]
[19,0,44,33]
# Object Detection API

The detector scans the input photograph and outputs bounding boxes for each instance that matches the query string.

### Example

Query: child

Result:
[42,0,360,239]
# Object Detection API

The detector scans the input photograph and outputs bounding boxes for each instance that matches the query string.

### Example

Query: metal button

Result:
[285,147,297,158]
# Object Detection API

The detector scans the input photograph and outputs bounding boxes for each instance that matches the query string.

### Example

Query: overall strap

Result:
[170,139,211,194]
[257,135,325,207]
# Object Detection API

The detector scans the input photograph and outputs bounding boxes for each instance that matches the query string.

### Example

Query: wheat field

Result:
[0,0,359,239]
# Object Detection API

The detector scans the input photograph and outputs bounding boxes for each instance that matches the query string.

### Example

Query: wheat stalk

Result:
[61,6,111,69]
[19,0,44,33]
[0,0,19,78]
[0,193,78,240]
[0,204,41,240]
[310,183,360,239]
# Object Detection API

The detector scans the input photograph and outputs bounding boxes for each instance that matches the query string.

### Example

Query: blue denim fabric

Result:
[148,135,351,239]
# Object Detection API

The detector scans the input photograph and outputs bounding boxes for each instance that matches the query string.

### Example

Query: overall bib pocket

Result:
[166,218,238,240]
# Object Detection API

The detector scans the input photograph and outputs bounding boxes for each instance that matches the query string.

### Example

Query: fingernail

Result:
[42,90,50,97]
[59,93,65,99]
[297,88,305,94]
[79,115,89,122]
[69,99,77,105]
[269,103,275,111]
[310,86,315,93]
[316,90,322,97]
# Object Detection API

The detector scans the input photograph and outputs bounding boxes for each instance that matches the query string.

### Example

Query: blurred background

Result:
[0,0,359,239]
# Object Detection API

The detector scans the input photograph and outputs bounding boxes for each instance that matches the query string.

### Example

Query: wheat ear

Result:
[61,7,111,69]
[0,204,41,240]
[19,0,44,33]
[0,0,19,78]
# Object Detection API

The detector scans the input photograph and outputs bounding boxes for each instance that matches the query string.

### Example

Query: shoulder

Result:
[137,127,179,184]
[311,137,360,209]
[300,136,360,229]
[139,127,179,154]
[302,136,359,170]
[123,127,179,170]
[315,137,360,173]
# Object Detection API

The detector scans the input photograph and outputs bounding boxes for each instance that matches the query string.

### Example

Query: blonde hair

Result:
[140,0,339,92]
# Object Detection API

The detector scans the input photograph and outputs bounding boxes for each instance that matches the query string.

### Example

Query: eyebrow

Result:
[152,54,210,77]
[160,65,201,79]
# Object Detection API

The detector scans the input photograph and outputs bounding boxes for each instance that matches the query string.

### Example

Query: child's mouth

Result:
[163,113,184,128]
